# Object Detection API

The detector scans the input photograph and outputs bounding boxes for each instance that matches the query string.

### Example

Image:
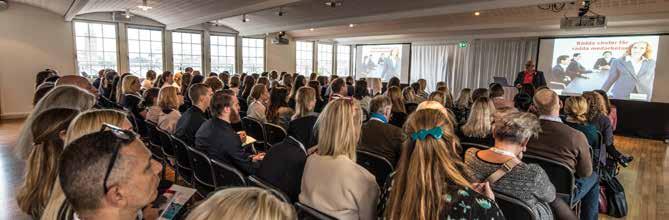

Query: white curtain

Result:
[410,45,449,92]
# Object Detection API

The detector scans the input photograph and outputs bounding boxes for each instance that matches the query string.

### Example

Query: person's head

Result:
[193,70,201,76]
[17,108,79,218]
[385,109,468,220]
[317,75,328,86]
[427,91,445,106]
[103,70,119,87]
[593,90,611,111]
[145,70,157,81]
[417,79,426,91]
[564,96,589,124]
[250,84,268,102]
[462,97,495,138]
[270,71,279,81]
[158,86,182,110]
[572,53,582,61]
[557,55,570,65]
[492,112,541,158]
[59,130,162,218]
[309,72,318,81]
[281,74,293,88]
[582,91,608,121]
[56,75,99,97]
[353,80,369,100]
[33,84,55,105]
[191,74,205,85]
[189,83,214,109]
[180,73,193,95]
[258,77,271,90]
[369,95,392,119]
[185,67,194,73]
[388,77,400,88]
[66,109,131,145]
[315,98,362,160]
[36,70,56,88]
[410,82,420,93]
[219,72,230,85]
[292,87,316,120]
[142,88,160,107]
[455,88,472,108]
[290,75,307,99]
[240,76,257,98]
[307,80,323,102]
[161,71,174,84]
[436,81,447,90]
[208,72,218,77]
[203,76,223,92]
[489,83,504,98]
[121,75,141,95]
[230,75,241,88]
[186,187,295,220]
[210,91,239,121]
[329,74,339,82]
[533,88,560,116]
[267,87,289,122]
[602,51,613,59]
[402,86,417,103]
[525,60,536,71]
[387,86,406,113]
[627,41,653,59]
[471,88,489,102]
[330,78,347,96]
[514,93,533,112]
[345,76,354,86]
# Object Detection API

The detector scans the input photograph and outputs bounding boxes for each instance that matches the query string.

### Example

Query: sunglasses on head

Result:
[99,123,137,194]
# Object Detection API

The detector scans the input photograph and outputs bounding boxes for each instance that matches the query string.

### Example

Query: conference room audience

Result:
[563,96,600,149]
[300,99,379,220]
[155,86,183,133]
[196,92,264,175]
[359,95,407,166]
[266,86,294,129]
[458,97,496,147]
[142,70,157,90]
[526,89,597,220]
[489,83,513,109]
[387,86,407,128]
[453,88,473,124]
[353,80,372,112]
[186,187,295,220]
[307,80,326,113]
[175,84,213,146]
[383,109,503,220]
[239,75,256,101]
[465,112,556,220]
[16,108,79,219]
[247,84,270,123]
[583,91,633,167]
[471,88,490,101]
[288,75,307,108]
[402,86,422,104]
[58,130,162,220]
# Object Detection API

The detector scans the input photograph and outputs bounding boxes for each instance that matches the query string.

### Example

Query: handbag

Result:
[601,172,628,217]
[598,183,608,214]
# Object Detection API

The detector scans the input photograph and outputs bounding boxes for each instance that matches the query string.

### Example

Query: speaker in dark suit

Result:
[514,60,547,88]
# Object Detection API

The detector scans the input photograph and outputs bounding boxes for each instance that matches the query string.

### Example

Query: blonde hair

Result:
[387,86,406,113]
[436,86,454,108]
[158,86,181,110]
[564,96,589,124]
[402,86,418,103]
[462,97,496,138]
[626,41,653,59]
[292,87,316,120]
[455,88,472,109]
[582,92,608,121]
[416,101,457,133]
[316,98,362,160]
[121,75,140,95]
[386,109,471,220]
[174,72,184,88]
[16,85,96,159]
[186,187,295,220]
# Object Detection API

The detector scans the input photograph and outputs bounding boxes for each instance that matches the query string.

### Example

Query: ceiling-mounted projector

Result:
[560,15,607,30]
[0,1,8,10]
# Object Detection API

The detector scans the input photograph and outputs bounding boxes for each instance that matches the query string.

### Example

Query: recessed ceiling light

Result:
[309,28,315,31]
[242,14,250,22]
[137,0,152,11]
[349,24,355,28]
[474,11,480,16]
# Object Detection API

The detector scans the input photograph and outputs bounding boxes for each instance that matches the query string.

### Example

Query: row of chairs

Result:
[241,117,287,150]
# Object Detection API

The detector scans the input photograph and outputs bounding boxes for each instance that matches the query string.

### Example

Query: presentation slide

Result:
[355,44,411,82]
[538,35,665,102]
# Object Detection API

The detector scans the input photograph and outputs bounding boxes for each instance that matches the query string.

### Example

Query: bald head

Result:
[533,89,559,116]
[57,75,98,96]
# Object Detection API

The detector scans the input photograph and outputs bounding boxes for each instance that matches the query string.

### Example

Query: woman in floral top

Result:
[381,109,504,220]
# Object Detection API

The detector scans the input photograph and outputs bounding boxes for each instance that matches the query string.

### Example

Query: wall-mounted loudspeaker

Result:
[0,1,8,11]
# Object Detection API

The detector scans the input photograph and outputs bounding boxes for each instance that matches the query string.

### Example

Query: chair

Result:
[264,123,287,147]
[211,159,247,189]
[145,121,167,175]
[185,146,216,197]
[522,154,578,207]
[405,103,419,114]
[295,202,337,220]
[248,175,290,203]
[389,111,407,128]
[356,150,394,187]
[156,128,177,181]
[242,117,266,149]
[494,192,538,220]
[171,136,194,185]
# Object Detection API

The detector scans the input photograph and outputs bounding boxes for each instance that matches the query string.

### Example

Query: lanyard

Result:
[489,147,517,158]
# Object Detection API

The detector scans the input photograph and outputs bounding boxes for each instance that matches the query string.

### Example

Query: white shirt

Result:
[539,115,563,123]
[629,56,644,76]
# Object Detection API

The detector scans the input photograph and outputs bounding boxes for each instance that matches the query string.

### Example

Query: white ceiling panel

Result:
[11,0,74,15]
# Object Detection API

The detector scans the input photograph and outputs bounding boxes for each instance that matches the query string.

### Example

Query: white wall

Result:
[0,3,76,118]
[266,34,296,73]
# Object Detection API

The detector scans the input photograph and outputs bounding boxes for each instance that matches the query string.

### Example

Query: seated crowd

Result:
[16,67,633,220]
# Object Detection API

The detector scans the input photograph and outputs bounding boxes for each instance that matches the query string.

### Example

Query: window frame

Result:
[171,30,204,73]
[336,45,352,76]
[126,25,165,78]
[72,20,120,78]
[295,41,314,75]
[241,37,266,74]
[209,33,237,74]
[317,43,334,75]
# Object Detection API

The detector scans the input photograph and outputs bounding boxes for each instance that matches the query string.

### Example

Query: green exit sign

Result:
[458,41,469,48]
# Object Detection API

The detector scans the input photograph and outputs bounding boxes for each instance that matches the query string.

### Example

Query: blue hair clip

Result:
[411,127,443,141]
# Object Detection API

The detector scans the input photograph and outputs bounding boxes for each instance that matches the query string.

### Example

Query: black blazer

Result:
[288,115,318,148]
[256,136,307,202]
[195,117,256,175]
[175,106,209,147]
[514,71,547,88]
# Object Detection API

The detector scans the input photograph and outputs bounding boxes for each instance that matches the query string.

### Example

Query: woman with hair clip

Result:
[17,108,79,219]
[288,75,307,109]
[458,97,496,147]
[300,98,379,220]
[383,109,503,220]
[266,86,294,129]
[186,187,295,220]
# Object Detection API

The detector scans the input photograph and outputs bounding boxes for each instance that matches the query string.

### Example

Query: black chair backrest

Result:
[405,103,419,114]
[295,202,337,220]
[495,192,538,220]
[238,96,249,112]
[212,159,247,188]
[264,123,287,147]
[242,117,266,143]
[356,150,394,187]
[185,146,216,196]
[156,128,176,158]
[144,120,165,161]
[389,111,407,128]
[522,154,577,206]
[248,175,291,203]
[171,136,194,184]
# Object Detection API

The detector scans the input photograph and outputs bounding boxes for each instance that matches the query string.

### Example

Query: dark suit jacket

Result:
[175,106,209,147]
[257,136,307,202]
[359,119,406,166]
[566,60,592,79]
[593,58,614,70]
[288,115,318,148]
[514,71,547,88]
[551,65,569,84]
[195,117,256,175]
[601,57,656,101]
[526,119,592,178]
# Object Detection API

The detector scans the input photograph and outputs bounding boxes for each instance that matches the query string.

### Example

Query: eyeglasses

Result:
[99,123,137,194]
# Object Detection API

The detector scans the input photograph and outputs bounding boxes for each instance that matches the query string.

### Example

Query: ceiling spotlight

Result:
[309,28,315,31]
[242,14,250,22]
[348,23,356,28]
[324,0,343,8]
[474,11,480,16]
[277,7,286,16]
[137,0,152,11]
[123,9,132,19]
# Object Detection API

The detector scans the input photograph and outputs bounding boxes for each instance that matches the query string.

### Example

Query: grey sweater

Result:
[464,148,556,220]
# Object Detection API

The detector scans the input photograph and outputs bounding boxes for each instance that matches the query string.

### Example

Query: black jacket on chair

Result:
[257,136,307,202]
[514,71,547,88]
[195,117,256,175]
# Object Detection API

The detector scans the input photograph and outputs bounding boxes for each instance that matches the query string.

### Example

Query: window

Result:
[74,21,117,78]
[336,45,351,76]
[242,38,265,73]
[317,44,333,75]
[210,35,236,74]
[172,32,202,72]
[128,27,163,77]
[296,41,314,74]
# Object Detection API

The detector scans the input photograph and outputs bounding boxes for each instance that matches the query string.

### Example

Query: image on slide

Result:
[356,45,402,81]
[549,36,659,101]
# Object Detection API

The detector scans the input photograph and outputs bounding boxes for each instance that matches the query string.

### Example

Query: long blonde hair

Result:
[121,75,140,95]
[158,86,181,110]
[186,187,295,220]
[462,97,495,138]
[292,87,316,120]
[17,108,79,219]
[564,96,589,124]
[316,98,362,160]
[387,86,406,113]
[16,85,96,159]
[455,88,472,109]
[386,109,471,220]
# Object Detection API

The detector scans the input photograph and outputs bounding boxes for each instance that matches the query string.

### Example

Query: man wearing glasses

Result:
[58,126,163,220]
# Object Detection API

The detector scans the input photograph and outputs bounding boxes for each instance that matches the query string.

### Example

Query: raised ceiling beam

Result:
[64,0,90,21]
[165,0,302,30]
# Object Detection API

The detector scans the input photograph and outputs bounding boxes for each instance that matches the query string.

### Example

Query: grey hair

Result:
[15,85,96,159]
[493,112,541,145]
